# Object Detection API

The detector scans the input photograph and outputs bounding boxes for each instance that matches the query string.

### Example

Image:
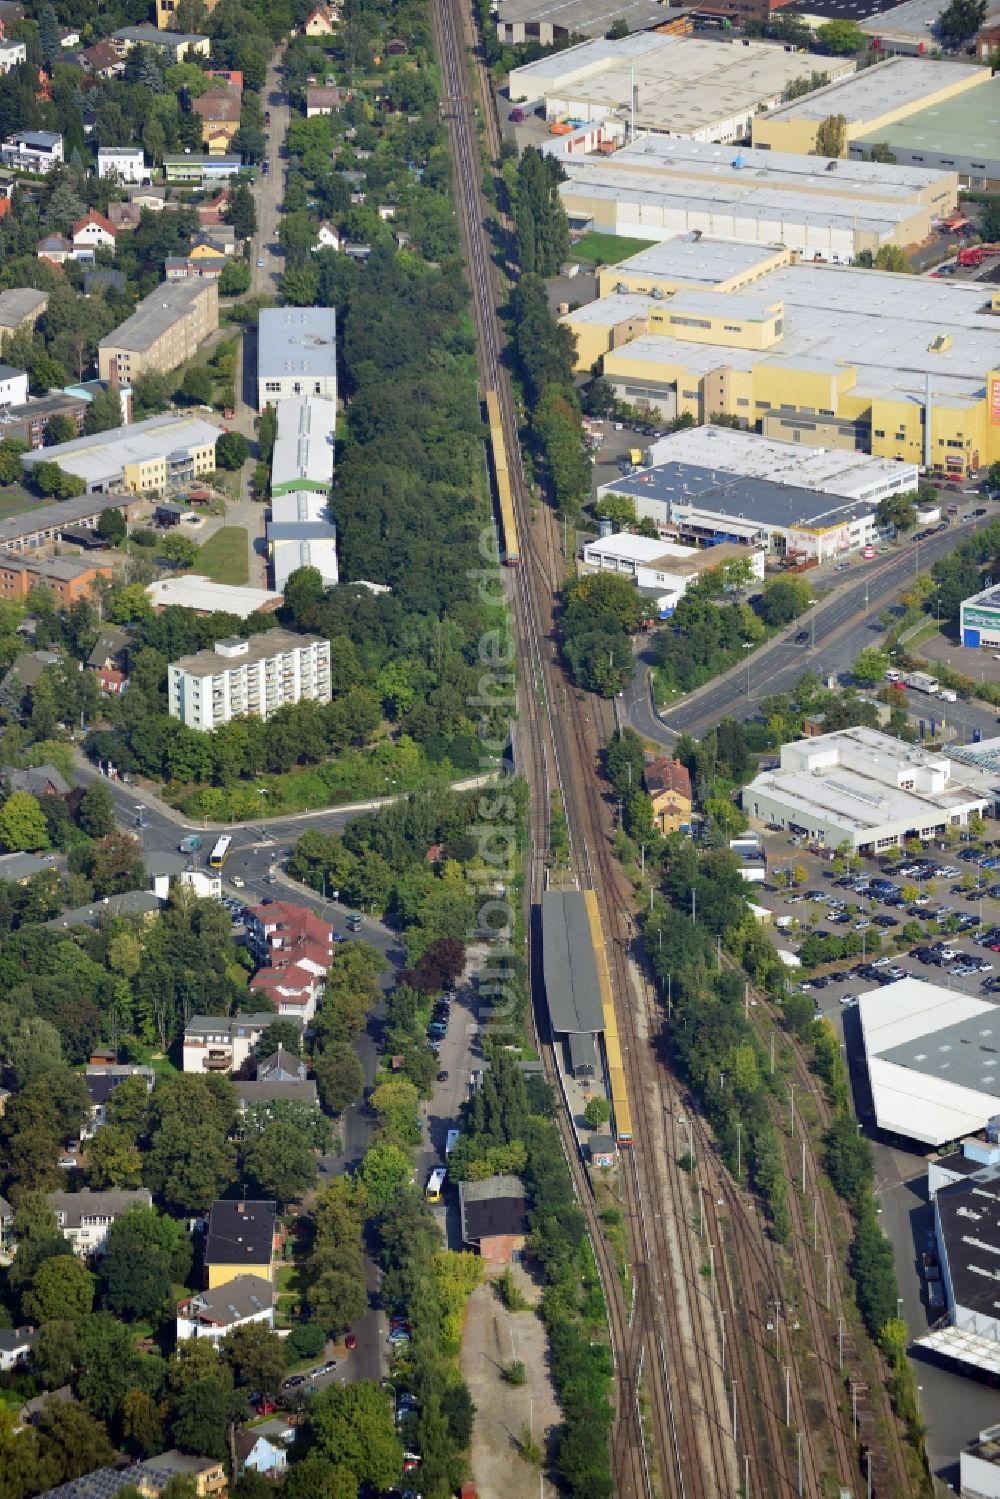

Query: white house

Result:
[176,1274,274,1343]
[0,363,29,409]
[0,1328,36,1371]
[313,221,340,252]
[72,211,117,253]
[47,1188,153,1257]
[236,1418,295,1477]
[97,147,148,184]
[0,40,26,73]
[182,1011,293,1074]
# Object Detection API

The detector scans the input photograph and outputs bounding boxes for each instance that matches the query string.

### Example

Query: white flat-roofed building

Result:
[643,425,918,503]
[146,576,283,617]
[270,394,335,495]
[743,727,990,855]
[168,629,332,732]
[258,307,337,409]
[0,40,26,73]
[1,130,64,172]
[496,0,668,45]
[860,978,1000,1144]
[508,33,856,143]
[21,412,219,495]
[0,364,28,409]
[582,530,763,613]
[268,510,339,591]
[588,134,958,215]
[97,147,147,183]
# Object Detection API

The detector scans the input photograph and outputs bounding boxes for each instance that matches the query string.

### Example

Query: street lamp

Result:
[743,641,753,697]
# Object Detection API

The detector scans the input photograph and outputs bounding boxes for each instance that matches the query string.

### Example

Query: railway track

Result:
[429,1,657,1494]
[730,955,921,1497]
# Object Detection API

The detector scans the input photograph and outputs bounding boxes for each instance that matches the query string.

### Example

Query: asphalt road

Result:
[623,517,1000,746]
[251,51,289,297]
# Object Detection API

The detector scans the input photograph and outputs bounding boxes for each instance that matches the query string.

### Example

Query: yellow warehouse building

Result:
[565,257,1000,477]
[752,55,990,156]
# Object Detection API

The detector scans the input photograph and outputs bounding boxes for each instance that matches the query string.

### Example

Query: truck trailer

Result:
[905,672,939,696]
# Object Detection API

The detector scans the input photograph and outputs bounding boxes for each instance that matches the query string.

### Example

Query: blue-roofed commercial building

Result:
[258,307,337,410]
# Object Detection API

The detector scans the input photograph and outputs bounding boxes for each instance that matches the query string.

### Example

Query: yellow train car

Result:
[609,1067,633,1148]
[584,889,633,1147]
[485,389,519,566]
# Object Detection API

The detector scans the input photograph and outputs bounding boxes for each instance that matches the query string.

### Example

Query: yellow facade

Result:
[155,0,219,28]
[207,1258,272,1290]
[650,788,692,835]
[189,241,227,263]
[99,280,219,383]
[646,300,783,351]
[201,120,239,153]
[596,243,789,299]
[121,439,216,494]
[751,65,991,155]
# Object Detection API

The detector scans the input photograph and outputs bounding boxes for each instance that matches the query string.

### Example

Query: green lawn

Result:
[197,526,249,585]
[571,232,655,266]
[0,488,43,521]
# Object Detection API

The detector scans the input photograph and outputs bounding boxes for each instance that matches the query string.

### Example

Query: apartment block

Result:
[0,556,113,605]
[98,278,218,383]
[168,629,332,732]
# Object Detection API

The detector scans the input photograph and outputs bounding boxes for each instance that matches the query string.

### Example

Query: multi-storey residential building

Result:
[47,1188,153,1256]
[167,630,332,732]
[97,146,148,183]
[0,39,25,71]
[155,0,220,27]
[245,901,338,1025]
[182,1010,293,1074]
[257,307,337,408]
[176,1274,274,1342]
[192,85,241,153]
[0,556,113,606]
[110,24,209,59]
[1,130,63,172]
[97,279,218,383]
[0,287,48,338]
[203,1199,278,1290]
[0,390,88,448]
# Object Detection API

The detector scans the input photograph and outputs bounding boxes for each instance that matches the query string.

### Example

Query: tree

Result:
[34,461,84,499]
[303,1382,402,1490]
[937,0,987,44]
[242,1120,316,1203]
[583,1096,611,1129]
[96,506,127,546]
[222,1323,286,1398]
[34,1398,116,1485]
[313,1042,364,1114]
[852,646,890,686]
[814,113,847,158]
[284,565,326,621]
[215,430,249,470]
[180,366,214,405]
[77,781,116,838]
[161,534,200,568]
[24,1254,95,1323]
[816,19,866,50]
[83,387,123,435]
[0,437,28,485]
[45,413,77,446]
[88,832,145,898]
[226,181,257,240]
[219,259,251,296]
[38,3,60,63]
[88,1125,144,1191]
[168,1340,241,1460]
[358,1141,413,1215]
[759,577,813,626]
[0,791,50,852]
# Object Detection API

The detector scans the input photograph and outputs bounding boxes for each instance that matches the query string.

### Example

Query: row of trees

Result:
[509,273,591,519]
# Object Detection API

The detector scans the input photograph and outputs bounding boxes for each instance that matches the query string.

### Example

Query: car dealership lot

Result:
[755,834,1000,1017]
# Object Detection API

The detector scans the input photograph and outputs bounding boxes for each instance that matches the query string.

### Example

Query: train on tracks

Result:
[584,890,633,1147]
[485,388,520,566]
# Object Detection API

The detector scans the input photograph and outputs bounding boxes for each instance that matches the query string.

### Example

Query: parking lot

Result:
[755,834,1000,1022]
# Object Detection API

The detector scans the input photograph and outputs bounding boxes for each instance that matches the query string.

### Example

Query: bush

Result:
[286,1322,326,1362]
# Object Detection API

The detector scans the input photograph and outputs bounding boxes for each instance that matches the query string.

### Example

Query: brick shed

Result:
[458,1175,528,1267]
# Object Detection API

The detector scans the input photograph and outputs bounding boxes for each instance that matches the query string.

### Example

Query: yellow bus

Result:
[425,1167,447,1202]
